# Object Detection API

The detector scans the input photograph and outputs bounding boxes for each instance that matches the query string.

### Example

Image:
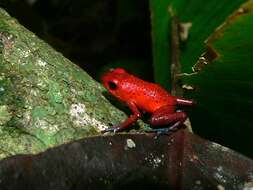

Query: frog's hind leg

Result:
[148,107,187,134]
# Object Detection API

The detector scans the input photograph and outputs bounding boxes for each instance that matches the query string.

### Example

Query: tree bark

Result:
[0,8,130,159]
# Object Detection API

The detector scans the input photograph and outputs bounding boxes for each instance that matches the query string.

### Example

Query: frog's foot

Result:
[145,128,173,136]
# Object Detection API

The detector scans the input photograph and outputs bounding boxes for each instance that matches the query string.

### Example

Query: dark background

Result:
[0,0,153,81]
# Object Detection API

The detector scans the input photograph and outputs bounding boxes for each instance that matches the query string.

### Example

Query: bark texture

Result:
[0,8,129,159]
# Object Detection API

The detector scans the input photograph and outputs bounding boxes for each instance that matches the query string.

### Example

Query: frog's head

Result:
[101,68,128,99]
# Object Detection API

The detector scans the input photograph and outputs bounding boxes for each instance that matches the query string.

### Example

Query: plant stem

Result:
[170,15,182,96]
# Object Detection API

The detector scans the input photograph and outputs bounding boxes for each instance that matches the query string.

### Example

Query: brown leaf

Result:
[0,130,252,189]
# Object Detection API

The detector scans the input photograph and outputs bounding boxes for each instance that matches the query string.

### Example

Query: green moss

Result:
[0,105,11,125]
[32,106,48,119]
[0,8,136,159]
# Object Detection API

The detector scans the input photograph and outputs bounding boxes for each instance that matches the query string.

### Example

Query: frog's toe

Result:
[145,128,170,134]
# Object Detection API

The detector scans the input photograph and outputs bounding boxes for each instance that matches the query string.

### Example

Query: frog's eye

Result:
[108,81,117,90]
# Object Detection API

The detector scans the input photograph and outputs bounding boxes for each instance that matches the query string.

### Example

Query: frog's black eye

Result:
[108,81,117,90]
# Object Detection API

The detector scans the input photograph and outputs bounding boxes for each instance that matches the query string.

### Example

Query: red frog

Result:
[101,68,195,133]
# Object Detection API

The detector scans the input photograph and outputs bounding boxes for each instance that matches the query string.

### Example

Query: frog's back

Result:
[121,78,176,113]
[136,82,176,112]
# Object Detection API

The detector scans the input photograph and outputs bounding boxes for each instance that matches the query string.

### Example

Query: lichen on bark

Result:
[0,8,129,159]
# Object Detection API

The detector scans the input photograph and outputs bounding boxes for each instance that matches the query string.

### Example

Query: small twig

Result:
[169,10,193,132]
[170,15,182,96]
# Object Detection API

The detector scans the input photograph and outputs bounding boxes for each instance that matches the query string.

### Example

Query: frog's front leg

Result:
[149,105,187,133]
[102,101,141,133]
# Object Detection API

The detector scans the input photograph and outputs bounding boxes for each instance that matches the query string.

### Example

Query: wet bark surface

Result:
[0,130,252,190]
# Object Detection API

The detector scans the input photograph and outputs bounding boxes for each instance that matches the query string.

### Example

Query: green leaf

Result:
[149,0,172,89]
[182,0,253,157]
[150,0,246,89]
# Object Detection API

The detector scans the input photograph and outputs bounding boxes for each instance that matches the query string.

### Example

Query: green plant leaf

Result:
[150,0,246,89]
[182,0,253,157]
